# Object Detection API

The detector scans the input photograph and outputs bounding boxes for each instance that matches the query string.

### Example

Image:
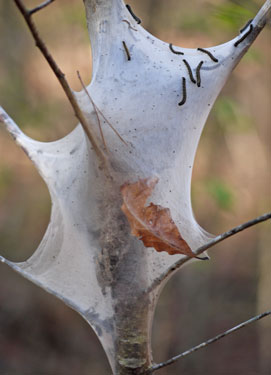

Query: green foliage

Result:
[62,4,88,27]
[242,47,264,63]
[210,0,255,32]
[213,96,253,133]
[0,165,13,199]
[178,14,210,33]
[205,178,234,210]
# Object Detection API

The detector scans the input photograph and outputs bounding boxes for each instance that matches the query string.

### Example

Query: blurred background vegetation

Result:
[0,0,270,374]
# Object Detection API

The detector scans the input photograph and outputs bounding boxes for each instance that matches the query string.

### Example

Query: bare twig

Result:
[148,212,271,292]
[233,1,271,47]
[28,0,55,15]
[122,40,131,61]
[145,311,271,373]
[95,108,127,146]
[77,72,127,146]
[77,71,107,150]
[13,0,106,165]
[95,108,127,145]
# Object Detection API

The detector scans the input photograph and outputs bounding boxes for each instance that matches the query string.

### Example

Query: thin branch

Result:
[148,212,271,293]
[77,72,127,146]
[122,40,131,61]
[146,311,271,374]
[0,107,22,138]
[28,0,55,15]
[13,0,107,166]
[77,71,107,151]
[245,1,271,43]
[95,107,128,146]
[194,212,270,256]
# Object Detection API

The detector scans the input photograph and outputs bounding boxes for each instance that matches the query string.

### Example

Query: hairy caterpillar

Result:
[126,4,141,24]
[183,59,196,84]
[196,61,204,87]
[197,48,218,63]
[178,77,187,106]
[169,43,184,55]
[240,19,253,33]
[234,24,253,47]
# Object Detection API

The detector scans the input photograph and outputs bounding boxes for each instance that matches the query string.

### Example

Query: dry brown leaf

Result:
[121,177,200,258]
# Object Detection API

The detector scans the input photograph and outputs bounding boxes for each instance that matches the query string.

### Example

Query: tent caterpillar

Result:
[126,4,141,24]
[234,24,253,47]
[197,48,218,63]
[240,19,253,33]
[178,77,187,106]
[169,43,184,55]
[183,59,196,84]
[196,61,204,87]
[122,41,131,61]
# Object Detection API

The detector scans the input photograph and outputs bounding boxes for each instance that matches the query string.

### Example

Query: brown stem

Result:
[148,212,271,293]
[77,71,127,146]
[13,0,107,166]
[77,71,107,151]
[28,0,55,15]
[145,311,271,373]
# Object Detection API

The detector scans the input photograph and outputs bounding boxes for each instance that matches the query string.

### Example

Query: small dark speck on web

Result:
[70,147,78,155]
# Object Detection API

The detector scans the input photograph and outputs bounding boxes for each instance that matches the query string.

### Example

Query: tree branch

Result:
[146,311,271,374]
[77,71,127,147]
[28,0,55,15]
[77,70,107,151]
[148,212,271,293]
[252,0,271,30]
[12,0,107,166]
